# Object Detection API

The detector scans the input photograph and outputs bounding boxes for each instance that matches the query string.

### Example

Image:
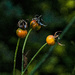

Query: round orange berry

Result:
[16,28,27,38]
[46,35,55,45]
[30,20,41,30]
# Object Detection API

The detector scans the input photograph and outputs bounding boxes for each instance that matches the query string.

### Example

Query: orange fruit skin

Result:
[46,35,55,45]
[30,20,41,30]
[16,28,27,38]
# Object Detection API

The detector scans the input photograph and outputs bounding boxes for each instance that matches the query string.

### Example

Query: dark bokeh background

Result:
[0,0,75,75]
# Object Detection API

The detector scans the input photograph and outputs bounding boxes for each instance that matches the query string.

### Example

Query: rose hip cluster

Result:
[16,15,63,46]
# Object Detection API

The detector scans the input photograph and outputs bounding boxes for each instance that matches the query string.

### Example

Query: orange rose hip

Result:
[46,35,55,45]
[16,28,27,38]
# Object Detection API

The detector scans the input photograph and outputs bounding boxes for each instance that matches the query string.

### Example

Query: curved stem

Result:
[22,43,47,75]
[21,28,32,75]
[29,45,56,75]
[13,38,20,75]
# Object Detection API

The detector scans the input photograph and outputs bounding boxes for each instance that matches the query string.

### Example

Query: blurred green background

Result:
[0,0,75,75]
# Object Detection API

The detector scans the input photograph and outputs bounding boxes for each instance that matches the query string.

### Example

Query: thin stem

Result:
[21,28,32,75]
[13,38,20,75]
[29,16,75,75]
[22,43,47,75]
[29,45,56,75]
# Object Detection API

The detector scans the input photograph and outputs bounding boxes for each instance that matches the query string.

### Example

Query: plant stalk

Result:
[22,43,47,75]
[13,38,20,75]
[21,28,32,75]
